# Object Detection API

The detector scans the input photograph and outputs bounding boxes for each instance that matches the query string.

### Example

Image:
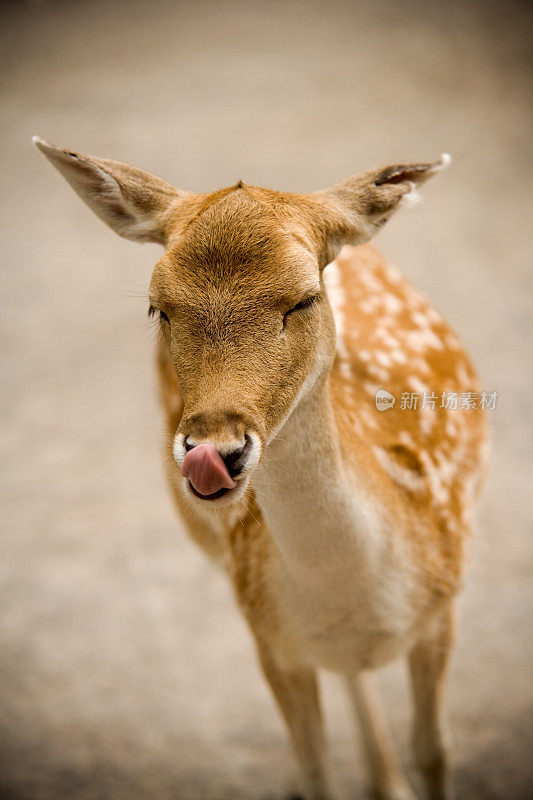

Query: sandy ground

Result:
[1,1,532,798]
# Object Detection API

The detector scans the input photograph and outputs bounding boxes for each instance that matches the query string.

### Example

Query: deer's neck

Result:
[253,377,383,576]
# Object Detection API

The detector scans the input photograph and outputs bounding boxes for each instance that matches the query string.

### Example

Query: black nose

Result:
[222,441,248,478]
[183,435,250,478]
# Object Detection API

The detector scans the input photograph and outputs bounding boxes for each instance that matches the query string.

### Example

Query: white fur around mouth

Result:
[184,475,250,506]
[188,482,231,500]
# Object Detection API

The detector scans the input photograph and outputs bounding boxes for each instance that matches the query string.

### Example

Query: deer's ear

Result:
[311,154,451,267]
[33,137,191,245]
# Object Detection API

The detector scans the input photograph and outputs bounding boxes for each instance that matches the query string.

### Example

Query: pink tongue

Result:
[181,443,236,496]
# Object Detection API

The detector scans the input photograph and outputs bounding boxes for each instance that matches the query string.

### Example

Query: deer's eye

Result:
[283,295,318,326]
[148,305,169,324]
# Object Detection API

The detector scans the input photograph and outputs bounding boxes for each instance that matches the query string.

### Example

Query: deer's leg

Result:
[255,641,338,800]
[408,604,455,800]
[345,671,417,800]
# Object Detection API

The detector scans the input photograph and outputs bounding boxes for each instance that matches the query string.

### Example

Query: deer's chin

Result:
[183,475,250,508]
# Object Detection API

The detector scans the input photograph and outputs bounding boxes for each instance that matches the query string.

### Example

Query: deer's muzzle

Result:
[181,443,237,498]
[174,415,262,504]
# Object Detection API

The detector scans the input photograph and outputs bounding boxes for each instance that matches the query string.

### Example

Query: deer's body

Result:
[158,241,486,675]
[35,136,487,800]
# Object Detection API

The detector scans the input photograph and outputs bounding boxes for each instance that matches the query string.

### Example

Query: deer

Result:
[34,136,488,800]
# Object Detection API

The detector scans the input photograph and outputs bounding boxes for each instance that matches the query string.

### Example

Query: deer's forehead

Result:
[150,243,319,308]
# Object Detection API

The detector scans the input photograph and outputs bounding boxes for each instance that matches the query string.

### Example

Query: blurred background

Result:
[1,1,532,798]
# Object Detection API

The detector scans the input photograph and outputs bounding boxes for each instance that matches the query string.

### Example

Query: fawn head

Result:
[34,136,449,507]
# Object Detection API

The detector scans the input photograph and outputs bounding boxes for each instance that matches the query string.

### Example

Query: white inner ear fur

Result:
[400,153,451,210]
[436,152,452,170]
[400,183,424,209]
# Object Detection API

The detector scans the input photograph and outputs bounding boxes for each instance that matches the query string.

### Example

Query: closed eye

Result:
[148,305,169,323]
[283,295,318,325]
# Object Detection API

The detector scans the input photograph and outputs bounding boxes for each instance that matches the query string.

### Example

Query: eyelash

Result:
[148,297,316,326]
[148,305,169,323]
[283,295,318,323]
